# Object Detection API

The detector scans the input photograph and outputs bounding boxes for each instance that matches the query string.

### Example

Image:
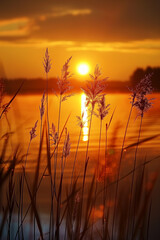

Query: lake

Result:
[0,93,160,239]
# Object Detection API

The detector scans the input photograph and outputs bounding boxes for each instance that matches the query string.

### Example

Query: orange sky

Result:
[0,0,160,80]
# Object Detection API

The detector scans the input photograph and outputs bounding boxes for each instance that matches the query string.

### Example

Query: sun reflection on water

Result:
[81,94,88,141]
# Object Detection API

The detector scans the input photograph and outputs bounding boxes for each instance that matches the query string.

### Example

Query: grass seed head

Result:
[63,132,71,158]
[81,65,108,110]
[97,94,110,120]
[39,91,45,120]
[132,73,153,117]
[50,123,58,145]
[30,120,38,141]
[134,95,153,117]
[57,57,72,96]
[43,48,51,74]
[76,112,86,128]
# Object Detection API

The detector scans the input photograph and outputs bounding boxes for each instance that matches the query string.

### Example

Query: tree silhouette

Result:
[130,66,160,91]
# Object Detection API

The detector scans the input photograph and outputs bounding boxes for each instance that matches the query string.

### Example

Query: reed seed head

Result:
[57,57,72,96]
[63,132,71,158]
[50,123,58,145]
[76,112,86,128]
[130,73,153,105]
[39,91,45,120]
[134,95,153,117]
[136,73,153,96]
[97,94,110,120]
[81,65,108,110]
[30,120,38,141]
[131,73,153,117]
[43,48,51,74]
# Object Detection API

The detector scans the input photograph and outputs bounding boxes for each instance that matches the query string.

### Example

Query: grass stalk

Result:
[111,104,133,240]
[91,118,102,238]
[54,95,62,197]
[70,128,82,189]
[79,107,93,233]
[103,123,108,239]
[126,115,143,239]
[147,200,152,240]
[20,139,31,239]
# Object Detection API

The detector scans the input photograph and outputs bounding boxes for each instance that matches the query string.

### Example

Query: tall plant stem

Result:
[46,72,54,239]
[127,115,143,239]
[46,72,52,174]
[63,128,82,240]
[15,114,71,239]
[54,95,62,196]
[33,119,43,240]
[46,72,49,137]
[55,154,67,240]
[70,128,82,189]
[91,118,103,238]
[98,119,102,168]
[20,139,31,240]
[80,107,93,231]
[111,104,133,240]
[102,123,108,238]
[82,108,93,197]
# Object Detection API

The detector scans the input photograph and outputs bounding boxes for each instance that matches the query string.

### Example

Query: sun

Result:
[77,63,90,75]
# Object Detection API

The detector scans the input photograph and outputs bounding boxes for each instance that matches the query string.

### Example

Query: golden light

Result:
[81,94,88,141]
[77,63,90,75]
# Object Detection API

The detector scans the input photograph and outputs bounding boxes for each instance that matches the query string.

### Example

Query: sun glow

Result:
[77,63,90,75]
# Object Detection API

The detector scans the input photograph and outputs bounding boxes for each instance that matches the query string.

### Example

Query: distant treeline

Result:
[3,66,160,95]
[130,66,160,91]
[4,78,131,95]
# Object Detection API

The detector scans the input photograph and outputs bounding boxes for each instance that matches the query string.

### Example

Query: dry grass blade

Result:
[7,169,15,239]
[32,124,45,196]
[0,135,9,162]
[97,155,160,198]
[45,122,51,175]
[16,113,72,236]
[23,168,44,240]
[62,177,80,205]
[80,174,95,240]
[0,80,24,120]
[1,147,18,186]
[147,200,152,240]
[124,134,160,150]
[132,173,157,240]
[107,107,116,130]
[50,113,71,159]
[0,205,8,238]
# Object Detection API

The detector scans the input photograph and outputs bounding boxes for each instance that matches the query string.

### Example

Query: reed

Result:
[80,65,108,233]
[0,57,159,240]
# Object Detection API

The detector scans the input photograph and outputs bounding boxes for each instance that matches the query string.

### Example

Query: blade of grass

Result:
[23,168,44,240]
[0,81,24,120]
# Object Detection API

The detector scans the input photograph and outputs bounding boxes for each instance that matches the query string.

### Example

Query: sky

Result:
[0,0,160,80]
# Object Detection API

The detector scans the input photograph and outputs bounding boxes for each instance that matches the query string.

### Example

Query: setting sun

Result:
[77,63,90,75]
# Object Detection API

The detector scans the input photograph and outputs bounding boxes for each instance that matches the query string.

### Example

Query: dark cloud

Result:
[0,0,160,42]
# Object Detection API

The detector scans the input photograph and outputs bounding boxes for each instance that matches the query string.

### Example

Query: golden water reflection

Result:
[81,94,88,141]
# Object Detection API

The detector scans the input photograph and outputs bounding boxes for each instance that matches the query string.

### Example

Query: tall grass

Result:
[0,52,159,240]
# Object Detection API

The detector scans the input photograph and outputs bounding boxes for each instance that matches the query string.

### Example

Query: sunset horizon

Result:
[0,1,160,240]
[0,0,160,80]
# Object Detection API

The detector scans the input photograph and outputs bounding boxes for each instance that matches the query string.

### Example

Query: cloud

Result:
[1,36,160,55]
[0,7,92,41]
[48,7,92,17]
[0,17,37,38]
[66,40,160,53]
[0,0,160,42]
[0,38,75,48]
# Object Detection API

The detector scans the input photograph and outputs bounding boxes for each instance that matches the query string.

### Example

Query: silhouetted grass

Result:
[0,51,159,240]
